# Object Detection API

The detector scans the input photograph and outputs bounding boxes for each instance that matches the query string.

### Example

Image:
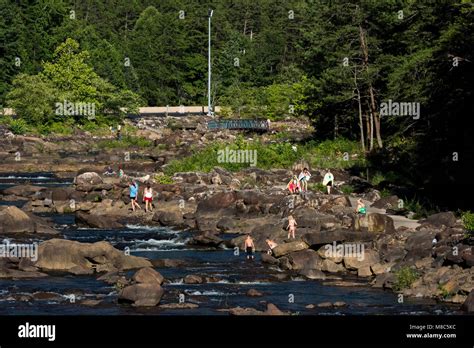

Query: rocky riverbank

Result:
[1,165,473,313]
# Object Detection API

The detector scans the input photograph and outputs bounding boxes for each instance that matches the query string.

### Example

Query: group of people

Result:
[287,168,335,195]
[243,214,298,260]
[129,181,155,213]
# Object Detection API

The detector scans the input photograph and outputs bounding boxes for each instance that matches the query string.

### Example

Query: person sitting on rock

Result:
[103,166,115,176]
[244,235,255,260]
[287,215,297,239]
[287,175,300,194]
[266,239,278,254]
[356,198,367,217]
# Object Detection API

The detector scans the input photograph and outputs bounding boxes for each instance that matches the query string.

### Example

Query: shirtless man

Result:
[243,235,255,260]
[287,215,297,239]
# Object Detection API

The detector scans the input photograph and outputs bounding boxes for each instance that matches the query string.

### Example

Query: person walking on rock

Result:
[244,235,255,260]
[323,169,334,195]
[287,215,297,239]
[298,167,311,192]
[143,183,154,213]
[129,180,141,212]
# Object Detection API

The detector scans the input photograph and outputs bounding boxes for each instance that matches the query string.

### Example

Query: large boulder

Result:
[354,213,395,233]
[118,283,164,307]
[287,249,323,270]
[152,211,184,227]
[302,229,375,247]
[371,195,399,209]
[132,267,164,285]
[0,206,57,234]
[343,248,379,273]
[461,290,474,312]
[75,211,123,229]
[196,191,237,214]
[272,241,309,258]
[189,232,224,248]
[2,185,46,198]
[35,239,152,274]
[74,172,103,186]
[421,212,457,228]
[0,206,35,233]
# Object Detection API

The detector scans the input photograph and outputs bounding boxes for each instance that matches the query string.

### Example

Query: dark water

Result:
[0,175,461,315]
[0,172,73,191]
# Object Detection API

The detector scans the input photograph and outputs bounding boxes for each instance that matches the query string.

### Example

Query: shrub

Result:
[340,185,354,195]
[155,174,174,184]
[461,211,474,231]
[9,118,29,135]
[393,267,419,291]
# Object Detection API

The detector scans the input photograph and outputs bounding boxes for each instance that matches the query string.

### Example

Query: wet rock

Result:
[228,307,263,315]
[189,232,223,248]
[132,267,164,285]
[35,239,152,273]
[151,259,187,268]
[2,185,47,198]
[333,301,347,307]
[118,283,164,307]
[32,292,62,301]
[75,211,123,229]
[246,289,263,297]
[184,274,203,284]
[299,268,326,280]
[317,302,333,308]
[81,299,102,306]
[260,253,279,265]
[264,303,286,315]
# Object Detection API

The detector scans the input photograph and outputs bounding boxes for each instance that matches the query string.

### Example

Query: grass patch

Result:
[340,185,354,195]
[164,137,365,175]
[393,267,419,291]
[95,135,153,149]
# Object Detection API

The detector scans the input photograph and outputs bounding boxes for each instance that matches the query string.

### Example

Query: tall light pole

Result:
[207,9,213,116]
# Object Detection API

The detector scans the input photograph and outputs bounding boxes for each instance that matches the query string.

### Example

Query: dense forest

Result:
[0,0,473,210]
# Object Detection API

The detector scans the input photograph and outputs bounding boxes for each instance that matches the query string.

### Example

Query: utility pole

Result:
[208,9,213,116]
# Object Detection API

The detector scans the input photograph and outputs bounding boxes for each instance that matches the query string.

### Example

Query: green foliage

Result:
[340,185,354,195]
[155,174,174,185]
[461,211,474,231]
[9,118,28,135]
[393,267,419,291]
[95,136,152,149]
[308,182,326,193]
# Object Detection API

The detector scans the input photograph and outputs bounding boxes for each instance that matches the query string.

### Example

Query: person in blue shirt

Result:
[129,180,141,212]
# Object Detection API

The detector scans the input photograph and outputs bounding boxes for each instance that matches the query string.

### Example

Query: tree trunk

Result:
[359,25,383,149]
[354,69,366,153]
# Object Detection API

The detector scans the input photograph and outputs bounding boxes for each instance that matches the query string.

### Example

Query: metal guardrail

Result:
[207,119,269,131]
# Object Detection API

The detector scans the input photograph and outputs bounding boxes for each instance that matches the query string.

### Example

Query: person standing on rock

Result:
[244,235,255,260]
[287,215,297,239]
[143,183,154,213]
[356,198,367,217]
[298,168,311,192]
[323,169,334,195]
[129,180,141,212]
